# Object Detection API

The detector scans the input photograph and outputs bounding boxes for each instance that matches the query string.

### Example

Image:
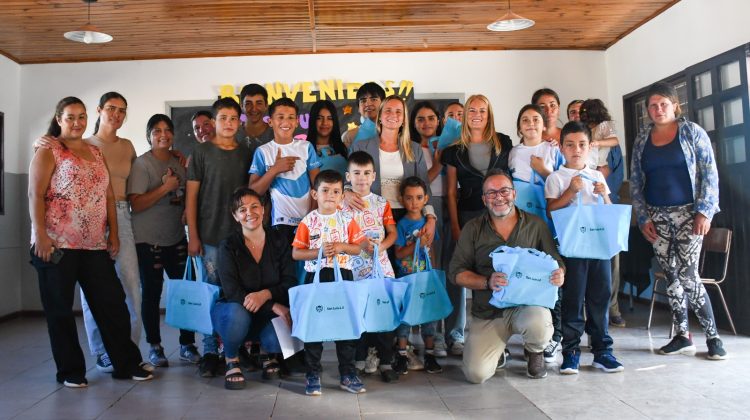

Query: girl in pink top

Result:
[29,97,151,387]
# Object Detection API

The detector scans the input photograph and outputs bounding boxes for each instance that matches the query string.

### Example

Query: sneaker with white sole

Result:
[449,340,464,356]
[543,340,560,363]
[592,353,624,373]
[393,354,409,375]
[149,345,168,368]
[96,353,114,373]
[305,373,322,396]
[497,348,510,370]
[659,334,696,355]
[179,344,201,364]
[339,374,366,394]
[433,335,448,358]
[560,351,580,375]
[364,347,380,374]
[406,347,424,371]
[706,337,727,360]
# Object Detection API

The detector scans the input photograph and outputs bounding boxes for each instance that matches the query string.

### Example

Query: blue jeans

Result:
[211,301,281,359]
[396,321,436,339]
[200,244,221,354]
[561,257,613,356]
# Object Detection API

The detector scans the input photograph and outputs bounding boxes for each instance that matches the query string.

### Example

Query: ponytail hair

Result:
[47,97,86,137]
[94,91,128,135]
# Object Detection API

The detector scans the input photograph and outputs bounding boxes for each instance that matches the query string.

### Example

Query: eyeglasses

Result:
[483,187,514,199]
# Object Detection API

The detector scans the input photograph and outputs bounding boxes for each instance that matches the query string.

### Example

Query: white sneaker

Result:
[449,341,464,356]
[406,347,424,371]
[433,335,448,358]
[543,340,561,364]
[364,347,380,374]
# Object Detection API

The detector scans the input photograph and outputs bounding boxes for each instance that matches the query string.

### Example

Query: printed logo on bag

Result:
[515,271,522,279]
[315,305,324,313]
[580,226,586,233]
[525,201,533,209]
[419,291,436,299]
[580,225,605,233]
[180,299,186,305]
[376,298,381,306]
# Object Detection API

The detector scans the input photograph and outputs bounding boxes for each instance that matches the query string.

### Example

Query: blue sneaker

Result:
[339,374,366,394]
[560,351,580,375]
[305,373,322,396]
[592,353,624,373]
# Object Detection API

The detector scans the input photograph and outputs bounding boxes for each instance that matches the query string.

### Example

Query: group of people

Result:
[29,81,727,394]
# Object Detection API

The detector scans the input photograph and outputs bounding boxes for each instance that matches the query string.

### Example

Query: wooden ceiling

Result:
[0,0,679,64]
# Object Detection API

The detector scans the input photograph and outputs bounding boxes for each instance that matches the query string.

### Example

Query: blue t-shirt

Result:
[394,216,439,277]
[642,135,693,207]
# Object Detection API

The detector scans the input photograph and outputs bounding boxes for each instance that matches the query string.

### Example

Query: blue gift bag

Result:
[360,245,408,332]
[165,256,219,335]
[398,240,453,326]
[551,194,631,260]
[429,117,461,152]
[513,171,548,223]
[489,246,559,309]
[289,248,368,342]
[352,117,377,144]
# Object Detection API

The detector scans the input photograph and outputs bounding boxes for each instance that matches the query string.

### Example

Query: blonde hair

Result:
[376,95,415,162]
[459,94,502,154]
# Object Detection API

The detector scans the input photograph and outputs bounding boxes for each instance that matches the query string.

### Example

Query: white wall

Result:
[606,0,750,142]
[0,54,23,316]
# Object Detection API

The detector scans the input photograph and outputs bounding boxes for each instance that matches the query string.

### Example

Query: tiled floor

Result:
[0,300,747,420]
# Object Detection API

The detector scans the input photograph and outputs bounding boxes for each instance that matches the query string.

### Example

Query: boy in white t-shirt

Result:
[545,121,623,376]
[341,151,400,383]
[249,97,321,243]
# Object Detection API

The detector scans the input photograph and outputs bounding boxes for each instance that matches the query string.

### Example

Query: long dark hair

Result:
[308,100,347,158]
[146,114,174,145]
[47,97,86,137]
[409,101,443,143]
[94,91,127,135]
[579,98,613,125]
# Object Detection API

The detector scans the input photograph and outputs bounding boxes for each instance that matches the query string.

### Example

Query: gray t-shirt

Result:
[236,125,274,158]
[187,141,252,246]
[468,142,491,176]
[127,152,186,246]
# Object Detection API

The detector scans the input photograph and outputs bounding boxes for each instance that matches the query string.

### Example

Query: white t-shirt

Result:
[249,139,322,226]
[545,166,610,206]
[422,146,443,197]
[508,141,562,184]
[379,149,405,209]
[587,121,617,169]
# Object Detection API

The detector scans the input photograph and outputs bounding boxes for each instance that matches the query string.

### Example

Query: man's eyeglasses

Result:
[483,187,514,199]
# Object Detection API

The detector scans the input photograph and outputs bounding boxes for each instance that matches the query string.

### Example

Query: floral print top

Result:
[630,117,720,226]
[33,142,110,250]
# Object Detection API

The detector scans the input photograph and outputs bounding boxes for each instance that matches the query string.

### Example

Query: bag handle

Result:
[410,236,433,273]
[311,243,346,284]
[182,255,206,283]
[182,255,193,280]
[574,173,606,206]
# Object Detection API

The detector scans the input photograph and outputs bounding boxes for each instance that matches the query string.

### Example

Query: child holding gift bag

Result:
[545,121,624,375]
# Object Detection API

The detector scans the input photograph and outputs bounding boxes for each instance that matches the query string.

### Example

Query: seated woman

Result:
[211,187,296,390]
[29,97,151,387]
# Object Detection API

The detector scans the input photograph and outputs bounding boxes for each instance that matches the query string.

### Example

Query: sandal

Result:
[224,361,245,390]
[262,357,282,380]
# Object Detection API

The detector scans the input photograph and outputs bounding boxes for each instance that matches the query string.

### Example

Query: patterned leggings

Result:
[649,205,718,338]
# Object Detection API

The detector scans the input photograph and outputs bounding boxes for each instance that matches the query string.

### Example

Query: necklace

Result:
[244,234,265,250]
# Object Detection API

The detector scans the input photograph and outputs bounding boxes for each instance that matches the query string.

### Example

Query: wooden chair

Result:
[647,228,736,335]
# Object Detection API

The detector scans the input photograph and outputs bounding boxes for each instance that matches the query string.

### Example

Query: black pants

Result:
[30,248,143,382]
[136,239,194,346]
[303,267,357,376]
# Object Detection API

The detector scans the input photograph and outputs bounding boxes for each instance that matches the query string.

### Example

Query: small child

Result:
[342,151,400,383]
[292,170,367,396]
[393,176,442,375]
[249,97,321,243]
[579,99,619,178]
[545,121,624,375]
[509,104,564,183]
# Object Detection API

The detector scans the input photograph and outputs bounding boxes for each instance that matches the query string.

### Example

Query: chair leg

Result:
[710,283,737,335]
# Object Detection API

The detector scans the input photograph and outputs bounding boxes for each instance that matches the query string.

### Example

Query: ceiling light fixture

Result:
[487,0,535,32]
[64,0,113,44]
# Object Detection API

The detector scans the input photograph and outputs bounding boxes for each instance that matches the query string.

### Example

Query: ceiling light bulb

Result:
[83,32,93,44]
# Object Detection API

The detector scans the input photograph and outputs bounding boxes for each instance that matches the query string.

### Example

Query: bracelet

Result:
[485,277,491,290]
